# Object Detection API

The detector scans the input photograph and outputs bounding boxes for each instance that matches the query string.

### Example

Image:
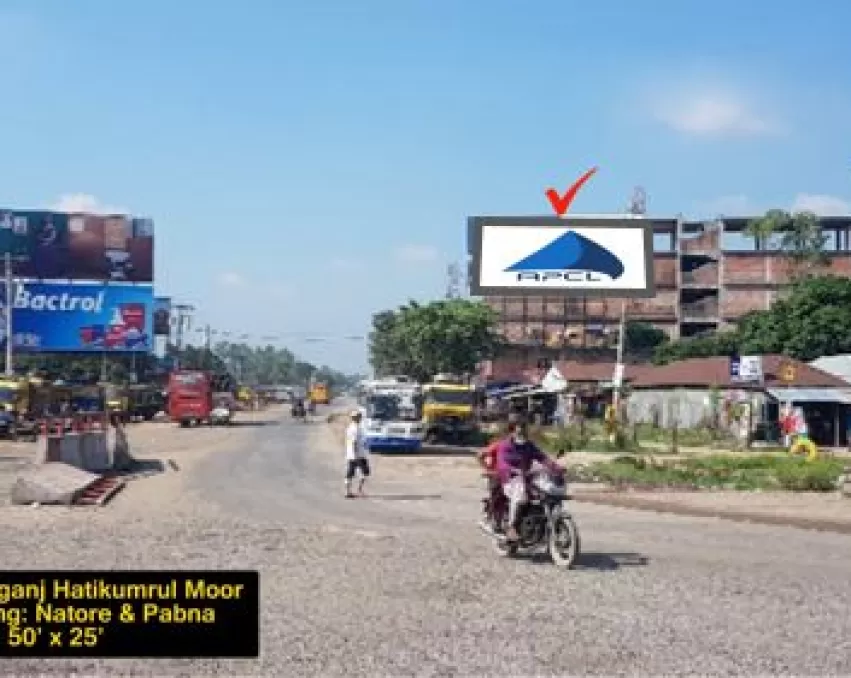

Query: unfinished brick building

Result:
[477,215,851,374]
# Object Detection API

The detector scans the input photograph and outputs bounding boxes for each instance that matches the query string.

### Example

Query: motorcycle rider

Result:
[476,416,523,533]
[495,419,564,543]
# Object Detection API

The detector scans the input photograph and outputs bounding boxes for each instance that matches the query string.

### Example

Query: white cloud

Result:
[51,193,128,215]
[648,85,781,137]
[791,193,851,216]
[393,244,439,264]
[217,272,248,288]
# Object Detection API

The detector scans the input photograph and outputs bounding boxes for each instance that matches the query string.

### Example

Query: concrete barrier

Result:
[34,423,136,474]
[11,463,100,505]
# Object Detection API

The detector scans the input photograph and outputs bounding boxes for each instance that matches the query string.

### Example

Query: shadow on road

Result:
[373,446,476,458]
[121,458,166,478]
[574,551,650,570]
[523,551,650,569]
[229,420,281,428]
[366,493,443,501]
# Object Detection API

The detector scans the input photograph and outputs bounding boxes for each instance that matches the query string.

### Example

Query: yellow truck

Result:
[421,380,478,445]
[309,382,330,405]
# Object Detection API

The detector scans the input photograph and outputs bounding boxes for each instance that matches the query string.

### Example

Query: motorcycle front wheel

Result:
[549,514,580,569]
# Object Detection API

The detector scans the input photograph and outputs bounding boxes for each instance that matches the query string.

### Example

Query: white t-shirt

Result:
[345,422,366,461]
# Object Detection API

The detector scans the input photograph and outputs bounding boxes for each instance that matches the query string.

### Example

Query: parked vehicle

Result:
[421,380,478,445]
[126,384,165,421]
[0,376,44,441]
[481,464,581,569]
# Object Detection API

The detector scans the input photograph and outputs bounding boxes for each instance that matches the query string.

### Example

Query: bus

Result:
[357,379,424,452]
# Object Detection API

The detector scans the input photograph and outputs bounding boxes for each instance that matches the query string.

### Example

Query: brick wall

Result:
[625,290,679,320]
[723,253,851,284]
[679,227,720,254]
[721,289,770,318]
[654,257,677,287]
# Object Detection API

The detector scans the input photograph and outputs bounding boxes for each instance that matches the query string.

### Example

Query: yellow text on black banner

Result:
[0,570,259,657]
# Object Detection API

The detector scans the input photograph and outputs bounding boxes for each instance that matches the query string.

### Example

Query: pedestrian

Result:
[345,409,370,498]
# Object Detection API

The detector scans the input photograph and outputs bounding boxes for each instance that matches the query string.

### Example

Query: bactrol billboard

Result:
[0,282,154,352]
[467,216,654,297]
[0,210,154,282]
[154,297,171,335]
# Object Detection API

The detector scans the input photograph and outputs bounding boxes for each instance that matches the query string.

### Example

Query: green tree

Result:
[747,208,829,278]
[625,321,668,355]
[653,275,851,363]
[369,299,500,382]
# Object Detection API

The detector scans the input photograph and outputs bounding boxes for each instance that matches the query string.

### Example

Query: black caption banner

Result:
[0,570,259,657]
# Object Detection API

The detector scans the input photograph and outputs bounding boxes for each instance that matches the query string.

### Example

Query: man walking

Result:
[345,410,370,498]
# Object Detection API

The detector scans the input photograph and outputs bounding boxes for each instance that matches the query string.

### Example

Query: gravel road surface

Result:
[2,407,851,676]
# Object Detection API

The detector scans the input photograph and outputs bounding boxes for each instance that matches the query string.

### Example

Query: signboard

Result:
[467,217,654,297]
[154,297,172,335]
[730,355,763,383]
[0,210,154,282]
[0,282,153,352]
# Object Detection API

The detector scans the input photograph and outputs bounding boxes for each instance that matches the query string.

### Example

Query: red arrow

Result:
[545,166,598,217]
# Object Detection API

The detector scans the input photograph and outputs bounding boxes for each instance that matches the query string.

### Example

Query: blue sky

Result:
[1,0,849,373]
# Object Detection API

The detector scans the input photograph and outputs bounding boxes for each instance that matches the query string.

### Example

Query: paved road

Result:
[190,411,851,676]
[4,409,851,676]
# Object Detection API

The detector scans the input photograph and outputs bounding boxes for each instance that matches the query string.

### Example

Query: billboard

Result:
[0,282,154,352]
[0,210,154,282]
[154,297,171,335]
[467,216,654,297]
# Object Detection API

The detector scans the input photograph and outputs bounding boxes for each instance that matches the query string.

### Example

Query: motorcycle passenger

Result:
[495,420,564,543]
[476,421,520,533]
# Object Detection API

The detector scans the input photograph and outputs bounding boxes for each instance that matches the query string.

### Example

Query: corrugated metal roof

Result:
[809,355,851,382]
[765,387,851,404]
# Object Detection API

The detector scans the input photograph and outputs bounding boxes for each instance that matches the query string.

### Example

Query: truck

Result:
[309,381,330,405]
[421,377,479,445]
[357,379,424,452]
[126,384,166,421]
[0,376,42,440]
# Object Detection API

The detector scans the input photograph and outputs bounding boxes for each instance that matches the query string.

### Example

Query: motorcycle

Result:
[480,466,581,569]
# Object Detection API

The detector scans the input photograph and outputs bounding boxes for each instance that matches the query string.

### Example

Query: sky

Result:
[1,0,849,373]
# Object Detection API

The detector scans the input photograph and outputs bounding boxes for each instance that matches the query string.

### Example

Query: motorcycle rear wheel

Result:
[549,514,580,569]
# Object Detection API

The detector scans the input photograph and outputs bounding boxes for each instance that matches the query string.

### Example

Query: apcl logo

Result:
[504,230,625,283]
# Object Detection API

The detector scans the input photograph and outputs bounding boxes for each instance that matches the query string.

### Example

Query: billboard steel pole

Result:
[4,252,12,376]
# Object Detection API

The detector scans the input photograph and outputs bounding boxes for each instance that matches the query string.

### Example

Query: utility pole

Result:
[612,187,647,416]
[4,252,13,376]
[172,303,194,369]
[203,324,213,370]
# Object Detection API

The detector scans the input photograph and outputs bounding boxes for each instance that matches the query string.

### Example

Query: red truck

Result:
[167,370,214,427]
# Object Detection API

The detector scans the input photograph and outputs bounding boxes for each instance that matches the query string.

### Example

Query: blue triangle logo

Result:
[505,230,624,279]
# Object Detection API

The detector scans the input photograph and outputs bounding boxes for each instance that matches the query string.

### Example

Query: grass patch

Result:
[571,454,844,492]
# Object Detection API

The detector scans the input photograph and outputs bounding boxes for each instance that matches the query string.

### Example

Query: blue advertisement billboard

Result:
[0,282,154,352]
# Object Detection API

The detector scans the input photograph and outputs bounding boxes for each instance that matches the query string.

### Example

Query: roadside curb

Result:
[572,490,851,536]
